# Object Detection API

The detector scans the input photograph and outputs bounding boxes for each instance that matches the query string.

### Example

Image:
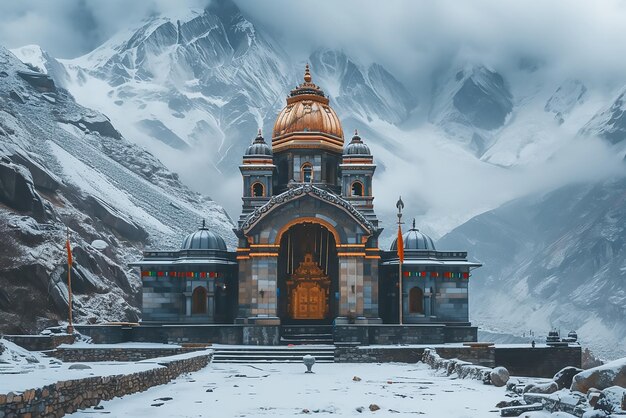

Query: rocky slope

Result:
[0,46,233,333]
[438,176,626,360]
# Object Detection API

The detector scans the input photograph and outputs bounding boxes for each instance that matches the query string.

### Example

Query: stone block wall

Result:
[3,334,75,351]
[335,346,424,363]
[495,346,582,378]
[48,347,206,362]
[0,351,212,418]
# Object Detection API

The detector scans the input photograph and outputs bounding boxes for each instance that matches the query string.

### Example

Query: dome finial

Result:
[354,128,358,136]
[304,63,312,83]
[258,128,262,136]
[201,219,206,229]
[412,218,416,229]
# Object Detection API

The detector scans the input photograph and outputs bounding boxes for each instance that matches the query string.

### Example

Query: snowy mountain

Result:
[581,87,626,145]
[430,65,513,156]
[0,46,233,333]
[438,176,626,360]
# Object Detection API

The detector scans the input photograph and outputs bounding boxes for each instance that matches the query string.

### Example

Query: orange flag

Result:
[397,224,404,264]
[66,237,72,265]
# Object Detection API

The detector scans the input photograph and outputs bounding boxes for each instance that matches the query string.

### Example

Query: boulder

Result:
[0,161,46,221]
[68,364,91,370]
[10,151,62,191]
[86,196,147,241]
[554,366,584,389]
[526,381,559,394]
[490,367,510,387]
[571,357,626,393]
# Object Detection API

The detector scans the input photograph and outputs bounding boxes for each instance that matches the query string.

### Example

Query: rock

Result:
[9,151,62,191]
[0,161,46,221]
[595,386,626,413]
[588,391,601,408]
[369,404,380,411]
[87,196,147,241]
[91,240,108,251]
[554,366,584,389]
[526,381,558,394]
[495,399,522,408]
[582,411,608,418]
[571,358,626,393]
[356,406,364,413]
[352,376,361,382]
[68,364,92,370]
[490,367,510,387]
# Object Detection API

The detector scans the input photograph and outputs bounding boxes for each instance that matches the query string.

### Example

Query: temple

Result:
[131,66,482,344]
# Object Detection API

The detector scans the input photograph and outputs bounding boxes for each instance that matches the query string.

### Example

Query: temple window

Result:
[192,286,207,314]
[409,287,424,314]
[251,182,265,197]
[351,181,364,197]
[301,163,313,183]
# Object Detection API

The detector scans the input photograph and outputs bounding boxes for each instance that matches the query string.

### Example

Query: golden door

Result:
[291,282,326,320]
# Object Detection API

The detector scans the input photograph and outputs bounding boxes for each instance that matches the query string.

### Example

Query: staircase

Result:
[212,345,335,363]
[280,325,334,345]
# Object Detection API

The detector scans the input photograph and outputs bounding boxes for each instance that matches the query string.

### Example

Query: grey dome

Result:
[390,224,436,251]
[344,131,371,156]
[245,131,272,157]
[181,222,227,251]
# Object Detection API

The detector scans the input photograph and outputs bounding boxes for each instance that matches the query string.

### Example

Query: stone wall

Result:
[0,351,212,418]
[333,324,476,345]
[495,346,582,378]
[75,324,243,345]
[335,346,424,363]
[49,346,206,362]
[3,334,75,351]
[335,345,494,365]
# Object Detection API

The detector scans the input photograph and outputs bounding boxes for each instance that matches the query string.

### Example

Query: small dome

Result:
[390,221,436,251]
[344,130,371,156]
[181,221,227,251]
[245,130,272,157]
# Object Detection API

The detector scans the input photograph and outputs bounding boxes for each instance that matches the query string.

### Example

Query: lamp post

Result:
[396,197,404,325]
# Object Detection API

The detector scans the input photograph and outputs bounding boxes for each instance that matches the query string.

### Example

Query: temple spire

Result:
[304,63,312,83]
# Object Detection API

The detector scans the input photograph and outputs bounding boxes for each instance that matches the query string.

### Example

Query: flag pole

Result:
[66,227,74,334]
[396,197,405,325]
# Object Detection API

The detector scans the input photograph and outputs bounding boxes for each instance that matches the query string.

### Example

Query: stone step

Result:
[212,346,335,363]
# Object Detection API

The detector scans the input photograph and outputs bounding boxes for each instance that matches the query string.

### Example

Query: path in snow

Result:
[71,362,505,417]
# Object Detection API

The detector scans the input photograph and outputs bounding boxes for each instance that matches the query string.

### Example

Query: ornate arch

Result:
[241,184,375,235]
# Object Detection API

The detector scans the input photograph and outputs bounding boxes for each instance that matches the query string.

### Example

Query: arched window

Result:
[351,181,364,197]
[251,182,265,197]
[301,163,313,183]
[409,287,424,314]
[192,286,207,314]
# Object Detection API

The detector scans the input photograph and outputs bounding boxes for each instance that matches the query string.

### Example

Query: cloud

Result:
[236,0,626,88]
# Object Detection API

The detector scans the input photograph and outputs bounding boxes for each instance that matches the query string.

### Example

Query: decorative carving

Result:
[287,253,330,320]
[240,185,375,235]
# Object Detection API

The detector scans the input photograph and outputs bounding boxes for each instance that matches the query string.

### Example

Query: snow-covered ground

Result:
[0,339,162,393]
[71,362,505,417]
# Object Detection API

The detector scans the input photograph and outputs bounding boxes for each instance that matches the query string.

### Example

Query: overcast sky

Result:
[1,0,626,87]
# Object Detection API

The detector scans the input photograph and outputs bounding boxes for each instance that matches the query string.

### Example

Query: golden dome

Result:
[272,65,344,153]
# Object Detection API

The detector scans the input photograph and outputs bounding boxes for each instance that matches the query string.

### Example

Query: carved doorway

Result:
[277,222,338,324]
[287,254,330,320]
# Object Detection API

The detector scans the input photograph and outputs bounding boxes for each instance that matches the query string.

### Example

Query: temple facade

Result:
[132,66,481,344]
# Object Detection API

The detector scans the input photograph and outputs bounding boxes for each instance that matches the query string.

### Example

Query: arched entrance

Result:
[409,287,424,314]
[277,222,338,324]
[192,286,207,314]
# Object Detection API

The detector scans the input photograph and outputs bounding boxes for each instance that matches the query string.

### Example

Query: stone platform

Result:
[73,323,478,346]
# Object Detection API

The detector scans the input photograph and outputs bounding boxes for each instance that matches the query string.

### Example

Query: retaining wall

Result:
[0,351,212,418]
[48,346,206,362]
[2,334,75,351]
